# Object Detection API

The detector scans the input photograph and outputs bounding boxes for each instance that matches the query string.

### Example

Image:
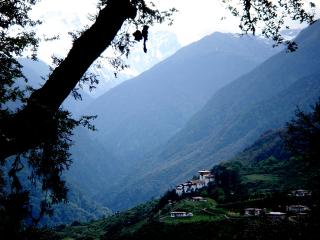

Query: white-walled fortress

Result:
[175,170,215,196]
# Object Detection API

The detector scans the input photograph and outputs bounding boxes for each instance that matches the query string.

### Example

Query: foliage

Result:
[76,0,177,84]
[0,0,93,237]
[217,100,320,196]
[223,0,316,51]
[56,201,159,240]
[0,0,177,237]
[208,164,247,203]
[58,204,320,240]
[0,0,39,107]
[242,174,279,183]
[112,217,320,240]
[0,110,95,238]
[283,99,320,166]
[0,0,43,238]
[156,189,180,210]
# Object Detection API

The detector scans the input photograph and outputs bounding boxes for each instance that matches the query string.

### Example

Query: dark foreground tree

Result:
[283,100,320,166]
[282,100,320,232]
[0,0,176,161]
[0,0,175,237]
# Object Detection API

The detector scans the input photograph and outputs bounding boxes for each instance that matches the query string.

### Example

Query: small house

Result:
[170,211,193,218]
[244,208,264,216]
[192,196,207,202]
[290,189,312,197]
[286,205,310,214]
[266,212,286,220]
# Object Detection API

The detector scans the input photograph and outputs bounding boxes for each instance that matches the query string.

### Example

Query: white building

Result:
[175,169,215,196]
[198,170,215,186]
[170,211,193,218]
[191,180,205,189]
[182,181,193,194]
[244,208,264,216]
[286,205,310,213]
[290,189,312,197]
[198,170,211,180]
[192,196,207,202]
[176,185,184,196]
[266,212,286,220]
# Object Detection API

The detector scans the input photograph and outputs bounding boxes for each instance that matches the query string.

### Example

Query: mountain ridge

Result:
[79,32,279,181]
[101,21,320,210]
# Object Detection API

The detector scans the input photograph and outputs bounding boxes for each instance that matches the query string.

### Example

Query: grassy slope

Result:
[56,198,231,239]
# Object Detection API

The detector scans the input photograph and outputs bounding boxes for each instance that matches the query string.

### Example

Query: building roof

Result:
[267,212,286,215]
[192,196,204,200]
[183,182,192,186]
[288,205,308,208]
[191,180,203,184]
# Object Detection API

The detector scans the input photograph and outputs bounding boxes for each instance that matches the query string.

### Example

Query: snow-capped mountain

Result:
[32,0,181,97]
[87,31,181,97]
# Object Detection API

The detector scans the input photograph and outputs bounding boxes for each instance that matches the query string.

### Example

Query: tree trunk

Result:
[0,0,137,161]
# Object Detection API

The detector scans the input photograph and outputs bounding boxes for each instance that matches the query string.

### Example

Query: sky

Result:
[31,0,240,63]
[150,0,240,44]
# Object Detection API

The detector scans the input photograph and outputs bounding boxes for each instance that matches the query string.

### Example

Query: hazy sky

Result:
[28,0,318,94]
[31,0,319,68]
[31,0,240,62]
[150,0,240,44]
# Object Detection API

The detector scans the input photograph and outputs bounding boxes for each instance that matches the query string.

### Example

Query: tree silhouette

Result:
[0,0,175,237]
[0,0,176,161]
[283,100,320,166]
[223,0,316,51]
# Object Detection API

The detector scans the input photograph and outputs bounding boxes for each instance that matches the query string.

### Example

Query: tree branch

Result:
[0,0,137,160]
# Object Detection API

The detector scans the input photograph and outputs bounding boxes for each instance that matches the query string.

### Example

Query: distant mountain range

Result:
[39,31,181,97]
[71,32,280,209]
[99,21,320,210]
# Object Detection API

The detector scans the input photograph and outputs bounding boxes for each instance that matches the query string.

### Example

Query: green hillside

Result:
[53,151,320,240]
[52,104,320,240]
